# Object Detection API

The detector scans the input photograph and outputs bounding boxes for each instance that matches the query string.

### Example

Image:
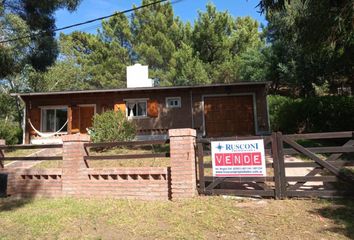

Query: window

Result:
[41,107,68,132]
[126,100,147,118]
[166,97,181,108]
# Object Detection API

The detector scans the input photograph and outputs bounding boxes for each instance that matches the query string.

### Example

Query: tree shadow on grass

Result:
[312,198,354,239]
[0,197,33,212]
[0,168,40,212]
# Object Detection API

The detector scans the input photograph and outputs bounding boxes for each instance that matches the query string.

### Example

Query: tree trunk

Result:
[7,79,23,129]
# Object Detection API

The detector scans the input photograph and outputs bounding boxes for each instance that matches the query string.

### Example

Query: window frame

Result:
[124,99,148,119]
[40,105,68,133]
[166,97,181,108]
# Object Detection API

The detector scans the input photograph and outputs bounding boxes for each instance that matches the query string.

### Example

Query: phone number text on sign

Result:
[211,139,266,177]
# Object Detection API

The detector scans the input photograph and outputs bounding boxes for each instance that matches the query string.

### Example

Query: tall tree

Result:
[0,0,81,131]
[0,0,82,77]
[167,43,209,86]
[59,29,131,89]
[32,1,265,91]
[263,0,353,96]
[231,16,262,55]
[192,4,234,65]
[131,0,185,85]
[260,0,354,95]
[192,4,263,83]
[52,12,133,90]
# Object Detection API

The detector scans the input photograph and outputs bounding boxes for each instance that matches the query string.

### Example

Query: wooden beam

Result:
[211,189,275,197]
[205,177,226,192]
[67,106,72,134]
[285,131,354,140]
[204,176,274,182]
[286,190,352,197]
[84,139,169,148]
[197,143,205,193]
[283,146,354,155]
[84,153,170,160]
[0,144,62,150]
[282,135,340,176]
[3,156,62,161]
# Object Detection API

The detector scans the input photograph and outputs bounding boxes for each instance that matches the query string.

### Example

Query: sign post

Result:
[211,139,266,177]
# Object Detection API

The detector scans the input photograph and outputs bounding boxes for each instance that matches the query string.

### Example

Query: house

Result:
[14,64,270,144]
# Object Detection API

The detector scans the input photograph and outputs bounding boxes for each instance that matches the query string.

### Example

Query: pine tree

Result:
[131,0,184,84]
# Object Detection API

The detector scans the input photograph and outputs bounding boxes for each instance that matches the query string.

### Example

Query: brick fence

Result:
[0,128,198,200]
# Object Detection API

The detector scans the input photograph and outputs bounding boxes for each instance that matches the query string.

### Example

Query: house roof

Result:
[12,82,268,97]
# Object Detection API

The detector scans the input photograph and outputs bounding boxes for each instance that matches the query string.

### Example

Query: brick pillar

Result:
[61,134,90,196]
[169,128,197,199]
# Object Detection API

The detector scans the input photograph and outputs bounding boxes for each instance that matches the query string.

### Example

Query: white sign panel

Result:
[211,139,266,177]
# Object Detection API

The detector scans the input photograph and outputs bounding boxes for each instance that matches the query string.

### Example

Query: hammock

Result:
[28,119,68,138]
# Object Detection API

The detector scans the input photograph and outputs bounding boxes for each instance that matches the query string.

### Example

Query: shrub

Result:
[90,110,136,143]
[0,119,22,145]
[268,95,354,133]
[267,95,294,131]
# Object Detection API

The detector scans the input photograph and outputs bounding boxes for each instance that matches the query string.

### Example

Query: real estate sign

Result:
[211,139,266,177]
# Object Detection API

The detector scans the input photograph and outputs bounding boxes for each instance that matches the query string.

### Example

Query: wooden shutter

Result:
[71,106,80,133]
[114,102,126,115]
[147,100,159,118]
[29,107,41,136]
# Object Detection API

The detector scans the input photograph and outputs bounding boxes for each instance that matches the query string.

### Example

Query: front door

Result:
[79,106,95,133]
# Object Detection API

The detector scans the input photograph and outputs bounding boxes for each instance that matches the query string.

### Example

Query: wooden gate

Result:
[274,131,354,198]
[196,135,282,198]
[196,131,354,199]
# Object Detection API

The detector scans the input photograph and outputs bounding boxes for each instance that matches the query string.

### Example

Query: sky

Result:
[55,0,267,34]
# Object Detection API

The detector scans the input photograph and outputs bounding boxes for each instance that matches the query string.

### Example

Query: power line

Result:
[0,0,170,44]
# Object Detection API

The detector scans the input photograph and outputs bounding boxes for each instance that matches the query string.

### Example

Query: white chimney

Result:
[126,63,153,88]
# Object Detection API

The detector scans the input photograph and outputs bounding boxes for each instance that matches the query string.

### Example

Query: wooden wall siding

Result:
[68,106,80,134]
[68,107,72,134]
[29,107,41,135]
[79,106,94,133]
[22,84,269,142]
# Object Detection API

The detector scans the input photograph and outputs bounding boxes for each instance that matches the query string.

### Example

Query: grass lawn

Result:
[0,197,353,240]
[3,149,39,157]
[2,149,40,166]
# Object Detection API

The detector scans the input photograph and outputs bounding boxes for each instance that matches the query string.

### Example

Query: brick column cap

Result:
[61,134,90,142]
[168,128,196,137]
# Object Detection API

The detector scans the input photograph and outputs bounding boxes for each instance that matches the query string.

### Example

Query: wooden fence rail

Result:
[0,144,63,164]
[83,139,170,162]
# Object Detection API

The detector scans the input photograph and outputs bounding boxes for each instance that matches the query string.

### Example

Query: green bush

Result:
[0,120,22,145]
[268,95,354,133]
[90,110,136,143]
[267,95,294,132]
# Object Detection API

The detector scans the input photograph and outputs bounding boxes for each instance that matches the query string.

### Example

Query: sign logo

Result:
[211,139,266,177]
[216,143,224,151]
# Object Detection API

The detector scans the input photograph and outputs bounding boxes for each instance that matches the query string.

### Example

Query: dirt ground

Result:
[0,196,353,240]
